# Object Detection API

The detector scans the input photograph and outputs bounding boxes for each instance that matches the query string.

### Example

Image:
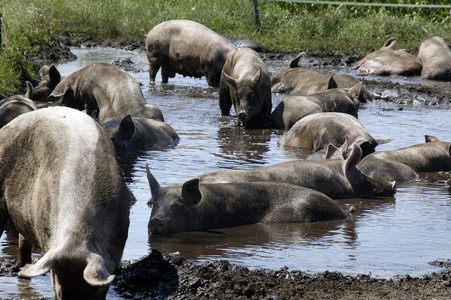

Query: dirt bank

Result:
[18,36,451,299]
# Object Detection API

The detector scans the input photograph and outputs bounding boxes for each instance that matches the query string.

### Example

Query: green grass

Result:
[1,0,451,94]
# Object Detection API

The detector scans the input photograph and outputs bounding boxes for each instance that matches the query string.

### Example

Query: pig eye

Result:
[172,203,183,211]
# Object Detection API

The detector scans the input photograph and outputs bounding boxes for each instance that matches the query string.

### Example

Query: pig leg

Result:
[219,88,232,116]
[18,233,32,267]
[148,56,161,83]
[0,197,9,237]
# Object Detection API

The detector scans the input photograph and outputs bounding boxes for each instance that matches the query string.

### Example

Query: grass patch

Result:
[1,0,451,94]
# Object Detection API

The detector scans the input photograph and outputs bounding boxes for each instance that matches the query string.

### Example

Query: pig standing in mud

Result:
[270,53,360,94]
[146,166,347,235]
[270,81,371,129]
[49,62,164,122]
[0,81,37,128]
[418,36,451,81]
[49,63,179,151]
[198,144,395,199]
[0,107,131,299]
[359,135,451,182]
[142,20,237,87]
[219,48,272,127]
[356,38,422,76]
[278,112,392,157]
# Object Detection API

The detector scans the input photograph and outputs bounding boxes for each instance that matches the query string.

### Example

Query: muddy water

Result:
[1,48,451,298]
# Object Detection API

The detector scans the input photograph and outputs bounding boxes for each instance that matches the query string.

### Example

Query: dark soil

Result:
[17,35,451,299]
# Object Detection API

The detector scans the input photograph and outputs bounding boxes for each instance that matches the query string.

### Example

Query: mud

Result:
[13,35,451,299]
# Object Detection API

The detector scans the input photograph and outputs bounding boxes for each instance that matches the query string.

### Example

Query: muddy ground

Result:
[14,36,451,299]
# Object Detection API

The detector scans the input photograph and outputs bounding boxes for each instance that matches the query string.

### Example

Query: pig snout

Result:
[148,218,170,235]
[237,110,249,123]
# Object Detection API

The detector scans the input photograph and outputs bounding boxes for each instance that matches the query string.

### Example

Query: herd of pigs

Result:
[0,19,450,299]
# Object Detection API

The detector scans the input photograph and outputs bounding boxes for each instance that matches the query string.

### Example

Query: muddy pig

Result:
[270,53,360,94]
[418,36,451,81]
[147,166,347,235]
[142,20,237,86]
[0,107,131,299]
[49,62,164,123]
[0,82,37,128]
[359,135,451,182]
[220,48,272,127]
[278,112,393,157]
[198,144,396,199]
[103,114,180,152]
[356,38,422,76]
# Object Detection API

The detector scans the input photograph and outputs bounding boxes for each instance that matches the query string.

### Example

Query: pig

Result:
[197,144,396,199]
[146,166,347,235]
[270,53,361,94]
[49,62,164,123]
[0,107,131,299]
[142,20,237,87]
[32,64,62,102]
[270,81,371,129]
[418,36,451,81]
[219,48,272,127]
[278,112,393,157]
[356,38,422,76]
[0,81,37,128]
[359,135,451,182]
[103,114,180,152]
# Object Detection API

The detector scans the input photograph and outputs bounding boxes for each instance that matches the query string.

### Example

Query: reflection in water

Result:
[3,48,451,299]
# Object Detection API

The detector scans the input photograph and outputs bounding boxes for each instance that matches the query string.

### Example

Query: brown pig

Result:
[271,53,360,94]
[278,112,393,157]
[197,144,396,199]
[32,64,62,102]
[359,135,451,182]
[418,36,451,81]
[49,62,164,123]
[356,38,422,76]
[142,20,237,87]
[0,107,130,299]
[219,48,272,127]
[147,166,347,235]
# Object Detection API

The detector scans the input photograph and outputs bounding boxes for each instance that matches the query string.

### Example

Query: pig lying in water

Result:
[270,53,361,94]
[0,82,37,128]
[359,135,451,182]
[146,166,347,235]
[278,112,393,157]
[142,20,237,87]
[0,107,131,299]
[197,144,396,199]
[418,36,451,81]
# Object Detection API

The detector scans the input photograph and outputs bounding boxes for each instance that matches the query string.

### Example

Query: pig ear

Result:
[289,52,306,68]
[325,144,344,160]
[118,115,135,141]
[84,253,115,286]
[382,37,397,49]
[181,178,202,206]
[24,81,33,99]
[326,74,338,90]
[19,249,57,278]
[252,67,262,86]
[425,135,439,143]
[48,64,61,84]
[146,164,161,197]
[343,144,362,174]
[375,138,394,146]
[222,71,238,89]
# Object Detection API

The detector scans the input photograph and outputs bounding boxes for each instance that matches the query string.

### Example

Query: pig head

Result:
[0,81,37,128]
[418,36,451,81]
[219,48,272,127]
[0,107,130,299]
[146,166,347,235]
[32,64,62,102]
[49,62,164,123]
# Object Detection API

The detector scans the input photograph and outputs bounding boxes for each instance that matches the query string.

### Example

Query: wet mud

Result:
[13,35,451,299]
